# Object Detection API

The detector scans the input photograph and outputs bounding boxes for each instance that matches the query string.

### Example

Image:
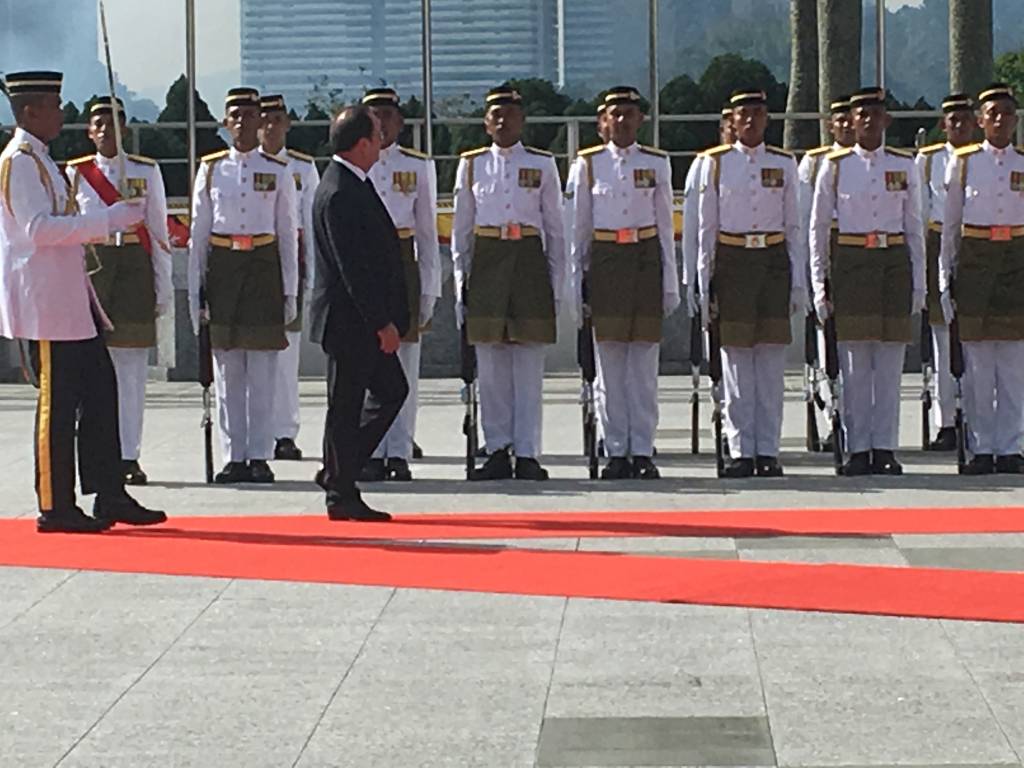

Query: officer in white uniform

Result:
[67,97,173,486]
[697,88,804,477]
[569,86,680,480]
[452,84,566,481]
[810,87,926,476]
[258,94,320,462]
[363,87,441,482]
[188,87,298,484]
[916,93,977,452]
[0,71,164,532]
[939,83,1024,474]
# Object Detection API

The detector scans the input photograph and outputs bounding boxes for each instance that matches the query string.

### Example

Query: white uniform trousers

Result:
[721,344,786,458]
[963,340,1024,456]
[213,348,277,463]
[931,325,956,429]
[372,341,421,460]
[476,342,545,458]
[838,341,905,454]
[272,330,302,441]
[107,346,149,461]
[595,341,659,458]
[594,360,607,444]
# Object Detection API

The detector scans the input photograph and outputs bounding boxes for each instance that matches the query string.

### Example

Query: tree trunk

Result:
[817,0,861,144]
[785,0,820,149]
[949,0,993,97]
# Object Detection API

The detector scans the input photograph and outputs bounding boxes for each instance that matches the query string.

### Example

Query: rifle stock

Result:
[459,289,479,480]
[707,297,724,477]
[689,306,702,455]
[197,286,214,483]
[804,311,822,452]
[578,278,599,478]
[949,312,967,472]
[920,309,934,449]
[823,312,844,475]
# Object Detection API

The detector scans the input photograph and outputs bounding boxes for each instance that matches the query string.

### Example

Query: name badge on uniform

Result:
[885,171,908,192]
[393,171,417,193]
[293,173,303,191]
[761,168,784,188]
[253,172,277,192]
[518,168,541,188]
[633,168,656,189]
[1011,172,1024,192]
[124,177,147,200]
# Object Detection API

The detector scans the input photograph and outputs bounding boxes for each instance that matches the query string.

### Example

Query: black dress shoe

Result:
[632,456,660,480]
[842,451,872,476]
[412,442,424,460]
[871,450,903,476]
[122,460,148,486]
[248,460,275,483]
[722,457,755,478]
[386,457,413,481]
[470,448,513,481]
[996,455,1024,474]
[514,457,549,480]
[929,427,957,452]
[93,493,166,527]
[314,466,328,490]
[600,456,634,480]
[755,456,784,477]
[359,458,387,482]
[215,461,251,484]
[37,506,112,534]
[274,438,303,461]
[327,497,392,522]
[963,454,995,475]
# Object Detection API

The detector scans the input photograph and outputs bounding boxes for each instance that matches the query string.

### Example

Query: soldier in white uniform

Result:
[939,84,1024,474]
[188,87,299,484]
[0,71,164,532]
[569,86,680,480]
[452,84,566,481]
[258,94,320,462]
[363,87,441,482]
[810,87,926,476]
[67,97,173,486]
[916,93,976,452]
[697,88,804,477]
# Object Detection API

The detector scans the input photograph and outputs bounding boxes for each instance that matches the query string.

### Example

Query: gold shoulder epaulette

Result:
[806,146,832,157]
[397,145,428,160]
[954,143,982,158]
[577,145,607,157]
[918,143,945,155]
[286,148,314,163]
[827,147,853,162]
[766,145,794,158]
[259,151,288,167]
[704,144,732,157]
[460,147,489,159]
[639,144,668,158]
[66,155,94,167]
[525,146,553,157]
[201,149,230,165]
[885,147,914,159]
[16,142,34,155]
[128,154,157,166]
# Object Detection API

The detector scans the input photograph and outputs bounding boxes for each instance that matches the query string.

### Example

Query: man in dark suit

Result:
[310,105,410,521]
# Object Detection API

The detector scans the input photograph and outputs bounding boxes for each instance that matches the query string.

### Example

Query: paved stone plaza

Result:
[2,374,1024,767]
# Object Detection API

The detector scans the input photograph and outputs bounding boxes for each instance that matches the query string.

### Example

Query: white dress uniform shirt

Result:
[69,153,174,312]
[369,142,442,312]
[798,144,841,278]
[274,147,320,292]
[681,153,705,314]
[916,143,954,227]
[569,141,680,314]
[939,141,1024,293]
[188,146,299,323]
[451,141,566,309]
[809,145,926,312]
[0,128,126,341]
[697,141,804,304]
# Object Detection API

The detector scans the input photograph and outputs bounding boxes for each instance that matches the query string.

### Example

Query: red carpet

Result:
[2,505,1024,622]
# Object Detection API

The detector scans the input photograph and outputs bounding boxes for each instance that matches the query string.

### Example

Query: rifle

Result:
[459,288,479,480]
[707,291,725,477]
[688,296,703,455]
[920,309,934,450]
[804,310,823,452]
[578,278,599,478]
[197,286,214,483]
[949,309,968,473]
[823,308,844,475]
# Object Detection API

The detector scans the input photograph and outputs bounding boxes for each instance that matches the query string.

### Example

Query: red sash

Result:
[76,159,152,255]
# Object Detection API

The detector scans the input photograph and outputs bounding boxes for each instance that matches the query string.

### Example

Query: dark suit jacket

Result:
[310,160,410,356]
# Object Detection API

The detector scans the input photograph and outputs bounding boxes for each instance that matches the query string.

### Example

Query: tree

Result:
[785,0,819,149]
[659,74,705,188]
[699,54,788,146]
[995,50,1024,97]
[950,0,993,96]
[817,0,861,143]
[50,102,93,161]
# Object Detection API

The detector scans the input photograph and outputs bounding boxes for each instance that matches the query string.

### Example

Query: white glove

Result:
[284,295,297,325]
[155,302,170,318]
[814,296,831,324]
[454,296,466,328]
[663,291,681,318]
[940,290,956,325]
[912,290,926,315]
[188,295,200,336]
[789,285,807,317]
[418,295,436,327]
[700,294,711,328]
[685,283,699,318]
[107,200,145,233]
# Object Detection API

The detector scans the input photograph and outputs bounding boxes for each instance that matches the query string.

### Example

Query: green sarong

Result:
[712,242,791,348]
[956,236,1024,342]
[589,237,663,343]
[831,242,912,343]
[206,242,287,351]
[925,228,944,325]
[90,243,156,348]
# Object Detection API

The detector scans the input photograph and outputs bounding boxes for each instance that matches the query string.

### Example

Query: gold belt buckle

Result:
[991,226,1012,242]
[866,232,888,249]
[500,223,522,241]
[745,233,767,249]
[616,227,639,244]
[232,235,254,251]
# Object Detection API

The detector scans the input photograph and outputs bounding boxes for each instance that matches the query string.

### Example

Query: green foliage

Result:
[995,50,1024,99]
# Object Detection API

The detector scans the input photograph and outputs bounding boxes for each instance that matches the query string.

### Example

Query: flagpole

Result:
[421,0,433,156]
[186,0,198,195]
